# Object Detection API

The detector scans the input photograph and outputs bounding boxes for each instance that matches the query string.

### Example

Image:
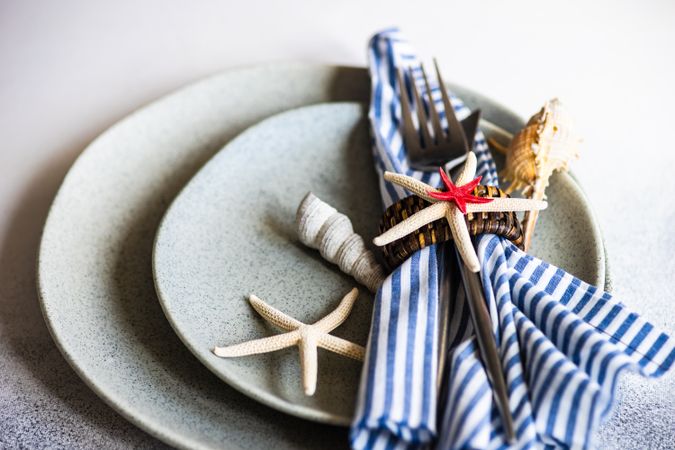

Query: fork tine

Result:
[420,64,444,145]
[396,69,421,157]
[433,59,467,150]
[408,67,433,149]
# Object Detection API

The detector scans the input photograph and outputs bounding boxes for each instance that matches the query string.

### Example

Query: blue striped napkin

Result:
[350,28,674,450]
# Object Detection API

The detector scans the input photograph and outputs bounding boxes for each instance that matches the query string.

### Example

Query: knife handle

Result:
[437,243,461,391]
[454,247,516,443]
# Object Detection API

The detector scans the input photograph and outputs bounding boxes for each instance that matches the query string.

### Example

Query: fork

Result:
[397,60,516,443]
[396,60,481,172]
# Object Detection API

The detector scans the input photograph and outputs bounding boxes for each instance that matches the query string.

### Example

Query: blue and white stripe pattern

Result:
[350,28,497,449]
[351,28,674,450]
[437,236,674,449]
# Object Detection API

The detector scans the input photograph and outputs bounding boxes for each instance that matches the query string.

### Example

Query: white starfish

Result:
[213,288,364,396]
[373,153,547,272]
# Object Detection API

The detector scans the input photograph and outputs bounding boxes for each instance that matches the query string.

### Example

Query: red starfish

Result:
[428,167,494,214]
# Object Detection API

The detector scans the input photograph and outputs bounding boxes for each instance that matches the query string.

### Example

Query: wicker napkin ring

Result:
[379,185,524,269]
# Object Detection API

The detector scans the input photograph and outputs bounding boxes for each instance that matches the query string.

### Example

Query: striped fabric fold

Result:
[352,28,674,450]
[351,28,497,449]
[437,236,674,449]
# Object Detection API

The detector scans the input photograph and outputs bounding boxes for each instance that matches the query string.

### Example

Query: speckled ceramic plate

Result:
[37,63,608,449]
[152,101,607,426]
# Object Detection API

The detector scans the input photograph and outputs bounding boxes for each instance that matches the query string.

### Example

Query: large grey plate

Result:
[37,63,608,449]
[152,102,606,426]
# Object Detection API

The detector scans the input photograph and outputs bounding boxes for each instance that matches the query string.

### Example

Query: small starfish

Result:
[428,169,493,213]
[373,153,548,272]
[213,288,364,396]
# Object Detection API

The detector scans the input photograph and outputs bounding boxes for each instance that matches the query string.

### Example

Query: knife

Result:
[454,244,515,443]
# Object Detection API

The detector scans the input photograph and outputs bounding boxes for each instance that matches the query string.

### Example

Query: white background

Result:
[1,1,673,448]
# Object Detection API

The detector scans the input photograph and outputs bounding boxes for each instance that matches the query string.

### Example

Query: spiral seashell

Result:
[499,98,581,250]
[296,192,385,293]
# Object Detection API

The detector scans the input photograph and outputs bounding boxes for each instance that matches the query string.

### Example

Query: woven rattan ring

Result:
[379,185,524,269]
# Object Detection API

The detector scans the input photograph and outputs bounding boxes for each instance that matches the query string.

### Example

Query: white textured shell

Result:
[296,192,385,293]
[501,98,581,249]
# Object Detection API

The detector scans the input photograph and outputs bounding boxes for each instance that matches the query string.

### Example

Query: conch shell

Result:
[498,98,581,250]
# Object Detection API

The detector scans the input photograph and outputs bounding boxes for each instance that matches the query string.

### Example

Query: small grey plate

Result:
[153,102,606,426]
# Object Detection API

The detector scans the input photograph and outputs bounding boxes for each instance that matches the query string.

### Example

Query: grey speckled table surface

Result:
[1,1,674,448]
